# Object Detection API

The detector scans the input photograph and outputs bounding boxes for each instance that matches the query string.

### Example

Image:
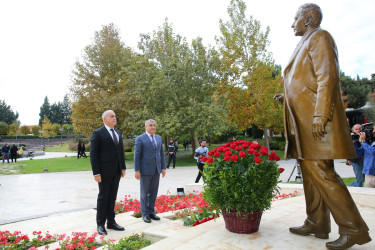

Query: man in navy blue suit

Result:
[134,119,166,223]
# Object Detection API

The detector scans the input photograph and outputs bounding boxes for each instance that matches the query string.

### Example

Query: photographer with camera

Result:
[359,126,375,188]
[194,139,208,183]
[348,124,365,187]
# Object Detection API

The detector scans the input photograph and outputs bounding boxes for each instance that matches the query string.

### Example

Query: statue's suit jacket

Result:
[283,28,355,160]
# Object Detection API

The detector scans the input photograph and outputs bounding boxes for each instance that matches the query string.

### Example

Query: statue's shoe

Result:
[326,233,371,249]
[289,225,329,239]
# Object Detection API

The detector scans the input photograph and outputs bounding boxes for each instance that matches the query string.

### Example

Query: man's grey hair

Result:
[300,3,322,28]
[102,110,114,122]
[353,124,362,129]
[145,119,156,126]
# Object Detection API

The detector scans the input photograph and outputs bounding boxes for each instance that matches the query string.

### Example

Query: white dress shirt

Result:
[105,124,118,143]
[145,131,157,147]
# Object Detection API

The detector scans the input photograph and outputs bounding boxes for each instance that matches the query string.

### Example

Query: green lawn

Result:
[3,148,285,174]
[45,142,75,152]
[17,157,92,173]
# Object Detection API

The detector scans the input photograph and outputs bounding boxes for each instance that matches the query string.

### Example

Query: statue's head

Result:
[292,3,322,36]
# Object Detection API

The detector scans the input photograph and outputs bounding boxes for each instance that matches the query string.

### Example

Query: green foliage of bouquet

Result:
[202,140,283,214]
[105,233,151,250]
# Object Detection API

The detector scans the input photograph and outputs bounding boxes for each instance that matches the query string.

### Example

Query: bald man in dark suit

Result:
[90,110,126,235]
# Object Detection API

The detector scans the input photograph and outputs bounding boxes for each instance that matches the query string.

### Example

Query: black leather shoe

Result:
[326,233,371,249]
[97,225,107,235]
[142,215,151,223]
[107,223,125,231]
[289,225,329,239]
[149,214,160,221]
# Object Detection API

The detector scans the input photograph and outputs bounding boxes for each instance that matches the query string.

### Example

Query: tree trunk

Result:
[192,135,199,157]
[263,128,270,151]
[164,136,168,154]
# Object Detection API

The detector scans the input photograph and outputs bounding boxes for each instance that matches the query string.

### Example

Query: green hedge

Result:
[0,135,67,139]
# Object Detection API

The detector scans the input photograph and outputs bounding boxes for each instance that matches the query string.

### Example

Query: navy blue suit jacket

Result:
[134,133,166,175]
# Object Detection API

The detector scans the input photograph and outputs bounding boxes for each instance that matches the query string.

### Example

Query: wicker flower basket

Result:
[222,209,263,234]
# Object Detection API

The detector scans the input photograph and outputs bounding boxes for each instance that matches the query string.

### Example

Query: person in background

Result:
[19,146,25,158]
[194,139,208,183]
[79,142,88,158]
[166,138,177,169]
[360,127,375,188]
[2,143,10,163]
[348,124,365,187]
[10,144,18,163]
[77,141,82,158]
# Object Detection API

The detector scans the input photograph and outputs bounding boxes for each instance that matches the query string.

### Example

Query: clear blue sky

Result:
[0,0,374,125]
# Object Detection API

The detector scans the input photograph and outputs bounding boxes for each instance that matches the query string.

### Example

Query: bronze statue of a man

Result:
[274,3,371,249]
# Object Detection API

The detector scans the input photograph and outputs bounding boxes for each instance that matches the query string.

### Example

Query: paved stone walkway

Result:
[0,154,355,225]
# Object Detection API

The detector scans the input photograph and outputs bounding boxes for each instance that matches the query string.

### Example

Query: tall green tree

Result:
[340,72,372,109]
[134,20,228,151]
[9,122,20,136]
[50,102,64,124]
[70,23,142,136]
[217,0,283,149]
[0,100,19,125]
[61,94,72,124]
[0,121,9,135]
[31,125,41,136]
[20,125,30,135]
[39,96,51,125]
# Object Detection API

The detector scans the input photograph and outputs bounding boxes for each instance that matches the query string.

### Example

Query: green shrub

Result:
[0,121,9,135]
[69,144,78,151]
[124,138,135,152]
[105,233,152,250]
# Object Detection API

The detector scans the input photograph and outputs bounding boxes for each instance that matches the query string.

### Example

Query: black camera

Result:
[195,151,207,163]
[361,122,375,143]
[351,122,374,144]
[194,151,207,158]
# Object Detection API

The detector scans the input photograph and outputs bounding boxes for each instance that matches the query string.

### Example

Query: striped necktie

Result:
[110,129,118,145]
[151,135,157,149]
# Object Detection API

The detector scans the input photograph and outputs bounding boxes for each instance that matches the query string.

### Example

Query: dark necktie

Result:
[151,135,157,149]
[110,128,118,145]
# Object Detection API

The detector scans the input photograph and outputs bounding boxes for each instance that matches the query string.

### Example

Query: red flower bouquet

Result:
[203,140,282,214]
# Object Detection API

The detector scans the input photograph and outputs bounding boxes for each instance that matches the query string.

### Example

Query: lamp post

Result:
[39,130,44,146]
[59,128,63,147]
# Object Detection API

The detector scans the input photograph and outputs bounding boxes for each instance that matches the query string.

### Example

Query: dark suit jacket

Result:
[283,28,355,160]
[134,133,166,175]
[90,126,126,177]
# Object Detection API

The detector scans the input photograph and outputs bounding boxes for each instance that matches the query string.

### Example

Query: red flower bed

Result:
[115,192,213,217]
[0,231,106,250]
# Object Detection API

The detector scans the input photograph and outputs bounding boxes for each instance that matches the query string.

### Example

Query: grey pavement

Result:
[17,152,78,161]
[0,157,355,225]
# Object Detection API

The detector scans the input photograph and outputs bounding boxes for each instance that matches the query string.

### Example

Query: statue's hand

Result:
[312,117,328,141]
[273,93,284,104]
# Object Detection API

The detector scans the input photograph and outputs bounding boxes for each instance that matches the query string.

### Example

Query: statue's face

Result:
[291,8,307,36]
